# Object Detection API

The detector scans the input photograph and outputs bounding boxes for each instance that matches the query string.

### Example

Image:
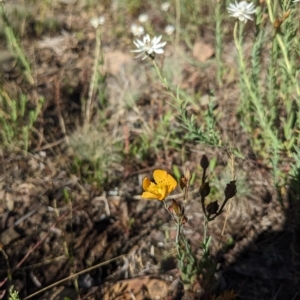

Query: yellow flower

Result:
[141,169,177,200]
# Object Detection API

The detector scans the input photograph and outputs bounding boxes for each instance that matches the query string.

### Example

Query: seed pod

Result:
[184,169,191,181]
[171,199,181,216]
[200,155,209,170]
[206,201,219,215]
[224,181,237,199]
[199,182,210,198]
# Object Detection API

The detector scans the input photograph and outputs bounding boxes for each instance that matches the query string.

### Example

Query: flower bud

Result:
[184,169,191,181]
[224,181,237,199]
[200,155,209,170]
[171,199,181,216]
[199,182,210,198]
[180,169,191,190]
[180,176,188,190]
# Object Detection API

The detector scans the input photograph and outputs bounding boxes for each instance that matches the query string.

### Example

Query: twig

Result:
[33,137,65,151]
[85,27,101,124]
[175,0,181,52]
[23,254,125,300]
[54,76,69,145]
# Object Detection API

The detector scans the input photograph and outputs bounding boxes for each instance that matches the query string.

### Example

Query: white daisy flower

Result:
[165,25,175,35]
[227,1,256,23]
[161,2,170,11]
[138,13,149,23]
[131,24,145,36]
[90,16,105,28]
[131,34,167,60]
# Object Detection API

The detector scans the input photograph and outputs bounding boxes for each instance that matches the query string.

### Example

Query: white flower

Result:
[227,1,256,23]
[90,16,105,28]
[293,0,300,2]
[138,13,149,23]
[161,2,170,11]
[131,24,145,36]
[165,25,175,35]
[131,34,167,60]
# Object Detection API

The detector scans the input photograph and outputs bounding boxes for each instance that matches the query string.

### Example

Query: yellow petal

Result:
[166,174,177,193]
[158,185,168,200]
[141,191,160,199]
[142,177,151,190]
[153,170,177,192]
[142,170,177,201]
[153,170,168,185]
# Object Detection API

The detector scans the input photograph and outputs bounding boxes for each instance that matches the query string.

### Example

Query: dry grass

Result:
[0,0,300,299]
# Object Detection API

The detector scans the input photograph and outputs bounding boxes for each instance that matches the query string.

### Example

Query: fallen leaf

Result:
[103,276,170,300]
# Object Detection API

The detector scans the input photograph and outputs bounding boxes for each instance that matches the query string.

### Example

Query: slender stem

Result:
[233,22,257,104]
[175,0,181,52]
[163,199,174,220]
[200,195,208,220]
[218,197,229,215]
[203,219,208,243]
[176,223,181,245]
[152,59,170,90]
[201,169,206,185]
[206,197,232,222]
[86,27,101,124]
[215,0,223,86]
[183,181,190,203]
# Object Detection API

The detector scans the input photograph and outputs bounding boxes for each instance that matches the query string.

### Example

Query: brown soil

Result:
[0,1,300,300]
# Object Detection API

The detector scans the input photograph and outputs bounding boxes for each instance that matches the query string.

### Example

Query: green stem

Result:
[175,0,181,51]
[203,219,208,243]
[176,223,181,245]
[152,60,170,90]
[215,0,224,86]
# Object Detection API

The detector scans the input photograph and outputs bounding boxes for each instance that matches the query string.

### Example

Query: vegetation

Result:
[0,0,299,299]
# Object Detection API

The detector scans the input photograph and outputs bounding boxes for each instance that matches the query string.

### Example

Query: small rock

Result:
[192,41,214,62]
